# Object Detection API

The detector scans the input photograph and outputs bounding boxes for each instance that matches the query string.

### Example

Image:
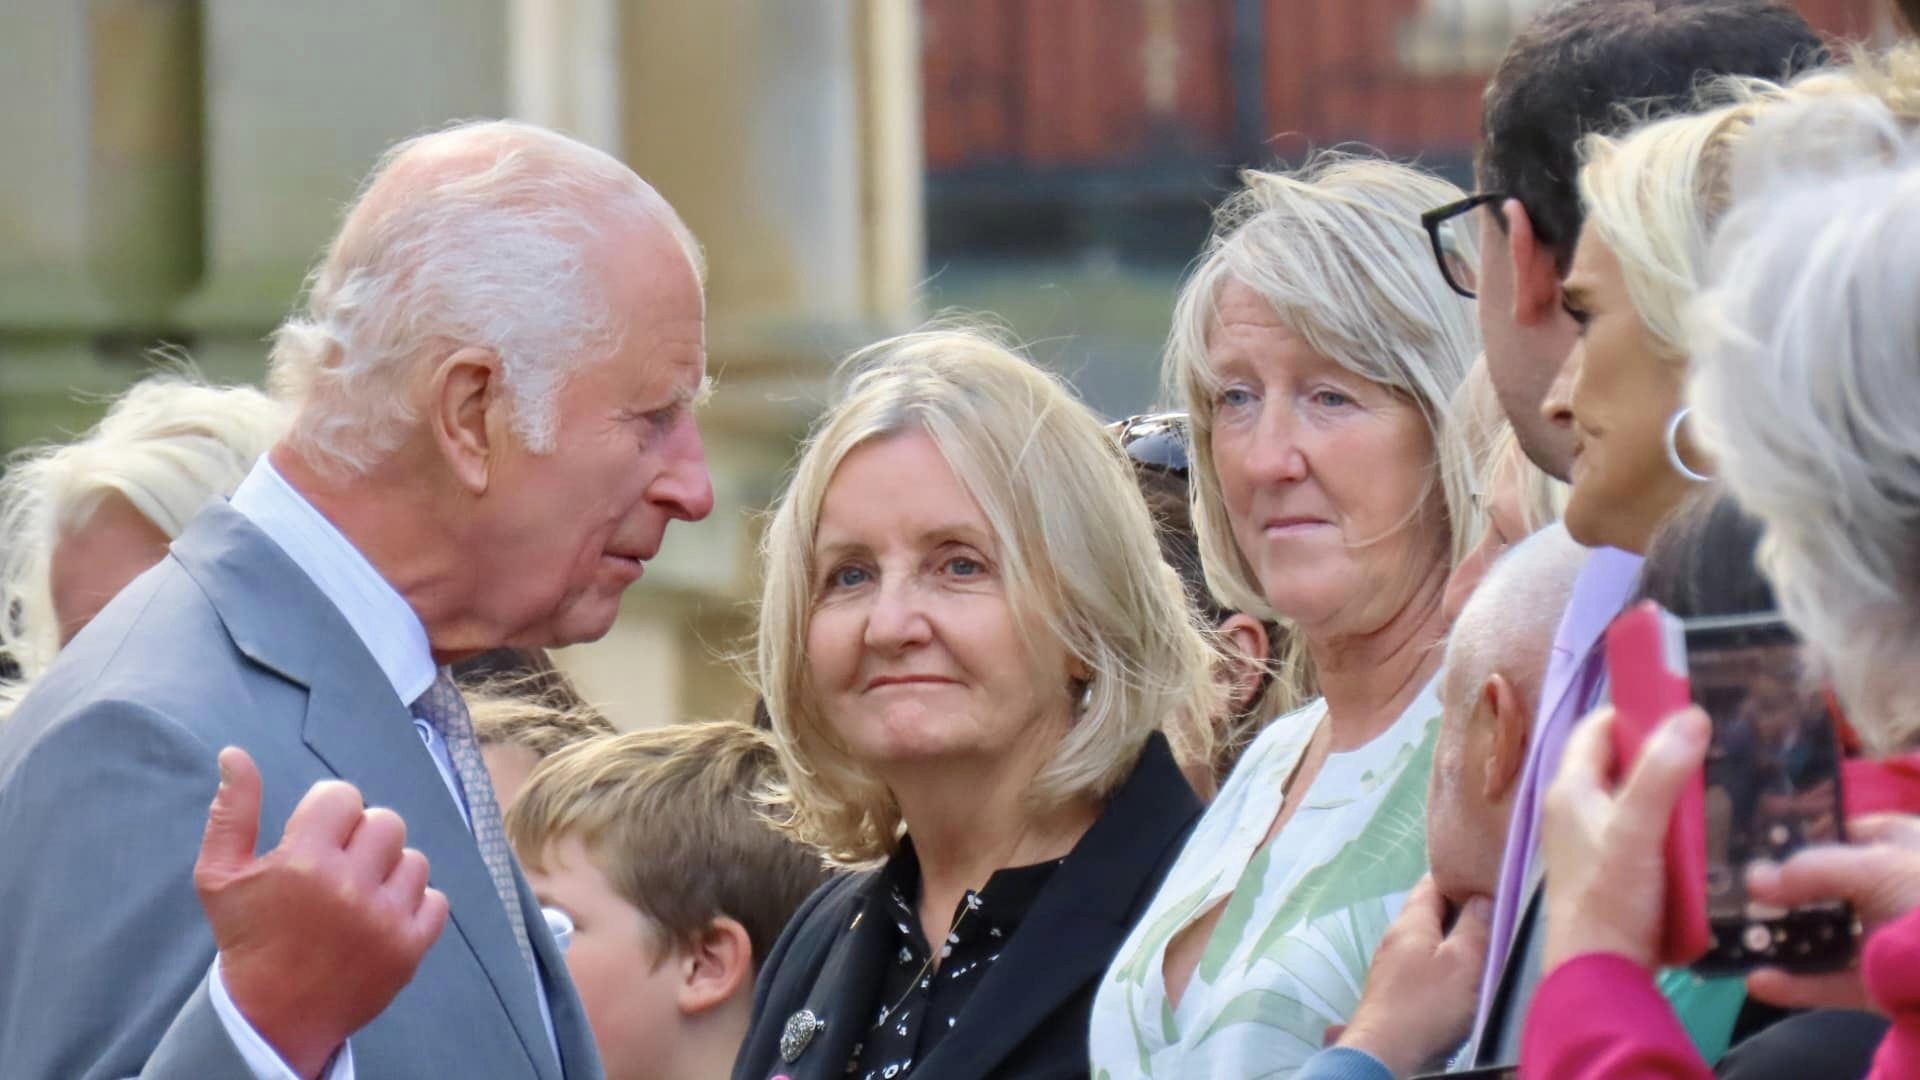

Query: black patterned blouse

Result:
[844,841,1062,1079]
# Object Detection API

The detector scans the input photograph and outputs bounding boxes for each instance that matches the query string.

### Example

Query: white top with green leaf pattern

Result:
[1088,678,1442,1079]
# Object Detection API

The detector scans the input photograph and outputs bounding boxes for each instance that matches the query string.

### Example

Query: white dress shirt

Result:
[206,458,558,1080]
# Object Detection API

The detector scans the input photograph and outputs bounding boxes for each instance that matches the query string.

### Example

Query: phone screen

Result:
[1685,614,1856,973]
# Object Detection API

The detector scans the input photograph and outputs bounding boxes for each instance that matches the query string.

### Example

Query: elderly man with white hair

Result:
[1427,525,1586,910]
[1292,525,1585,1080]
[0,120,712,1080]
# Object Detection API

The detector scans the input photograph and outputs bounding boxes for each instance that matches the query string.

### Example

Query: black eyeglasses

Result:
[1110,412,1189,476]
[1421,192,1511,300]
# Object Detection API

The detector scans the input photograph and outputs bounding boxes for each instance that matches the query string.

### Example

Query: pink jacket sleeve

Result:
[1519,953,1709,1080]
[1866,906,1920,1080]
[1523,905,1920,1080]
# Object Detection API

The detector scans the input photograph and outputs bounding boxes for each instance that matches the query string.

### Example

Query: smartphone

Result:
[1684,612,1858,974]
[1605,601,1711,965]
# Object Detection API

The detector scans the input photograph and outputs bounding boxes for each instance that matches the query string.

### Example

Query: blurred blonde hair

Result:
[1165,156,1480,703]
[756,325,1221,863]
[467,681,613,759]
[1484,426,1567,536]
[0,373,285,686]
[1450,355,1565,537]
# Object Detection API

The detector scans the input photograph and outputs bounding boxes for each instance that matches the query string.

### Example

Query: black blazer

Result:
[733,732,1202,1080]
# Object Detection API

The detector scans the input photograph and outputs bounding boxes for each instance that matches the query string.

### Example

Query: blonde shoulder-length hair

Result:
[1165,156,1480,702]
[756,326,1222,864]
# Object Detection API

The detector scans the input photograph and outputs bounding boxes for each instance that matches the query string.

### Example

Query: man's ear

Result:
[1217,613,1273,716]
[1503,200,1564,330]
[431,346,505,495]
[1480,671,1531,805]
[677,915,754,1016]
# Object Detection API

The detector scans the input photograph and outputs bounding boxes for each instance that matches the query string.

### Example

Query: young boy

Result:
[505,721,830,1080]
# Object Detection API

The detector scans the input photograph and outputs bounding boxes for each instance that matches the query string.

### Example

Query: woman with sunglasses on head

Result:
[1090,156,1486,1079]
[1113,412,1298,789]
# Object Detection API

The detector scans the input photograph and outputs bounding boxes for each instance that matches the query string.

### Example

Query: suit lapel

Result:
[518,862,600,1078]
[778,877,894,1080]
[176,505,560,1080]
[919,735,1202,1079]
[302,674,560,1080]
[925,912,1112,1077]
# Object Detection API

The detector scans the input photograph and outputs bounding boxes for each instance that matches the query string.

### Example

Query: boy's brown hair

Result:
[504,721,828,965]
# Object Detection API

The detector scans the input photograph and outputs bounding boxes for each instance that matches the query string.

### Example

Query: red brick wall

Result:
[922,0,1236,168]
[922,0,1887,170]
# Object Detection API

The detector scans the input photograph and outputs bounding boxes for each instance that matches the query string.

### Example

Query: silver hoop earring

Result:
[1077,680,1094,716]
[1665,407,1712,484]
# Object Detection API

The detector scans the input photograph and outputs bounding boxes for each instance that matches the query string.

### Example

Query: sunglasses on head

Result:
[1111,412,1190,475]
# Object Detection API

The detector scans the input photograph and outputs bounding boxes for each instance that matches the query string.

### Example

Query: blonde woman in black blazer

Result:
[733,327,1221,1080]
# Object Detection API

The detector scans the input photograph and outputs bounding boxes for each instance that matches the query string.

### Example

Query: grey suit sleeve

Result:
[141,976,270,1079]
[205,960,358,1080]
[0,699,254,1079]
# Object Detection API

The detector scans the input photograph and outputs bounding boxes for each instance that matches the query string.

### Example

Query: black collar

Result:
[759,733,1201,1080]
[912,732,1200,1077]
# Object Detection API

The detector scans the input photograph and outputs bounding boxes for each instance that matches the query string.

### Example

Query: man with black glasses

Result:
[1421,0,1823,485]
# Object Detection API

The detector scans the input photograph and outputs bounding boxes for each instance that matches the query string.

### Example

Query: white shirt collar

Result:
[228,457,438,706]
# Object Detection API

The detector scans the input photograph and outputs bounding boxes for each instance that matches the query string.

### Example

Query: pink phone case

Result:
[1604,600,1711,966]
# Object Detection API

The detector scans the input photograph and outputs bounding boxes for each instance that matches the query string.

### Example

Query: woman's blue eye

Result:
[1312,389,1353,408]
[1218,387,1255,409]
[828,565,869,589]
[947,556,982,577]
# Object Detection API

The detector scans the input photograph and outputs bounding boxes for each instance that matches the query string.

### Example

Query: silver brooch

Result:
[780,1009,821,1063]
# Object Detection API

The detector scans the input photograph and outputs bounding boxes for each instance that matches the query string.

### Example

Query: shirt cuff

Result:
[207,957,356,1080]
[1299,1046,1395,1080]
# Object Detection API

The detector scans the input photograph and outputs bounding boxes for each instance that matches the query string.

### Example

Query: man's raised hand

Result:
[194,747,448,1080]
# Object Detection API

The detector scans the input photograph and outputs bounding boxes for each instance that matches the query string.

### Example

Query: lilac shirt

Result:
[1469,543,1644,1049]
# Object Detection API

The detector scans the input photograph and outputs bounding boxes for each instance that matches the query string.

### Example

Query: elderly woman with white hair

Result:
[0,372,284,694]
[733,328,1219,1080]
[1090,156,1484,1078]
[1524,88,1920,1079]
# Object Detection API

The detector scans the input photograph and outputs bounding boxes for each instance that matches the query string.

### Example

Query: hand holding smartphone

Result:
[1604,603,1858,975]
[1604,601,1712,966]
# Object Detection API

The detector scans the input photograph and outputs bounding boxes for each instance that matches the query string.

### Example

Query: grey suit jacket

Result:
[0,503,603,1079]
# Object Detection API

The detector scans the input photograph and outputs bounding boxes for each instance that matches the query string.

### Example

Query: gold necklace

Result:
[871,816,1052,1034]
[871,887,983,1033]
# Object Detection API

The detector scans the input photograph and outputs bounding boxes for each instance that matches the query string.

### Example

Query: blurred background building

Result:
[0,0,1888,727]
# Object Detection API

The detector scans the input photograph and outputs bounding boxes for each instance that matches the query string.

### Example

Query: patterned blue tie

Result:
[412,671,538,983]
